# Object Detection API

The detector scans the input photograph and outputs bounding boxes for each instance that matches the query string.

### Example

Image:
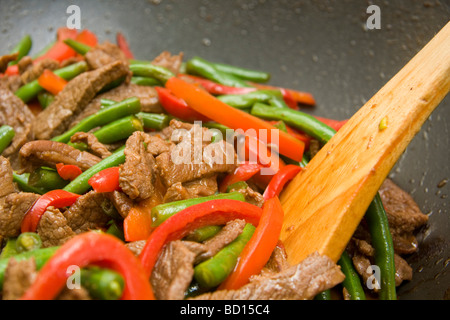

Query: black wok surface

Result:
[0,0,449,300]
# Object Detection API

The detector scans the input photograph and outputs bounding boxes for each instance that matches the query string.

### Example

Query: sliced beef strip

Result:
[72,83,162,125]
[0,74,23,92]
[107,190,134,219]
[2,257,36,300]
[19,140,102,172]
[258,242,290,276]
[37,206,76,248]
[151,51,184,75]
[0,156,17,198]
[70,132,112,159]
[17,55,33,74]
[125,240,147,256]
[163,175,218,203]
[378,178,429,254]
[0,87,35,169]
[63,191,111,234]
[191,252,345,300]
[20,58,59,84]
[0,52,18,73]
[119,131,159,201]
[85,41,129,70]
[229,186,264,208]
[32,60,129,140]
[151,240,206,300]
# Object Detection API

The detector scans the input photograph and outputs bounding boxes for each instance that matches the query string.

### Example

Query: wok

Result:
[0,0,448,300]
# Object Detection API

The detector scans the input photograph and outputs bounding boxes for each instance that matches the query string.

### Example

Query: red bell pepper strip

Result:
[76,29,98,48]
[37,69,68,95]
[4,64,19,76]
[179,74,257,95]
[21,190,81,233]
[116,32,134,59]
[139,199,263,278]
[166,77,305,162]
[219,161,262,193]
[314,116,348,132]
[155,86,209,122]
[250,82,316,106]
[56,163,82,181]
[218,196,284,290]
[21,232,154,300]
[263,164,302,200]
[34,27,79,63]
[87,167,121,193]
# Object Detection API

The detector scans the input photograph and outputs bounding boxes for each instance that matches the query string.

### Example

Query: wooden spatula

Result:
[279,22,450,265]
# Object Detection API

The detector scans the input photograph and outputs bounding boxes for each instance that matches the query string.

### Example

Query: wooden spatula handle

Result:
[280,22,450,264]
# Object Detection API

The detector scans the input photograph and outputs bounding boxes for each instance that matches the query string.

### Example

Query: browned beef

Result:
[17,56,33,74]
[70,132,112,159]
[63,191,111,234]
[2,258,36,300]
[107,190,134,219]
[57,287,91,300]
[20,58,59,84]
[192,252,344,300]
[0,88,35,169]
[258,242,290,276]
[0,75,23,92]
[125,240,146,256]
[151,51,184,75]
[163,175,218,203]
[72,83,162,125]
[0,157,39,238]
[0,53,18,73]
[32,60,129,140]
[378,178,429,254]
[85,41,129,70]
[119,132,159,201]
[37,206,76,248]
[19,140,102,172]
[151,240,206,300]
[229,185,264,207]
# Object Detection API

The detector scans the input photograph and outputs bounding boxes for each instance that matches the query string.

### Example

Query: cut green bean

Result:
[194,223,255,288]
[8,34,32,66]
[137,112,171,131]
[314,290,332,300]
[185,225,223,243]
[63,38,91,55]
[217,90,285,109]
[129,64,175,85]
[63,146,125,194]
[52,97,141,143]
[151,192,246,227]
[12,172,46,194]
[15,61,88,103]
[92,115,143,144]
[186,57,251,88]
[37,91,55,109]
[0,125,15,154]
[365,193,397,300]
[0,238,18,260]
[28,167,69,191]
[106,221,125,242]
[15,232,42,254]
[338,251,366,300]
[212,61,271,83]
[131,76,161,87]
[80,267,125,300]
[100,99,118,108]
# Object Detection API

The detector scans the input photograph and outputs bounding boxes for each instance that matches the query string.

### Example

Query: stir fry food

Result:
[0,27,429,300]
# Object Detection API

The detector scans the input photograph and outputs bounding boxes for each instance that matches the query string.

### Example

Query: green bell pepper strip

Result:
[0,125,15,154]
[28,167,69,191]
[12,172,46,195]
[151,192,246,227]
[52,97,141,143]
[15,61,88,103]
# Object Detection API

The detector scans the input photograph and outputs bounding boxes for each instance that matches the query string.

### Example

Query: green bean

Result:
[212,61,270,83]
[12,172,46,195]
[0,238,18,260]
[15,61,88,103]
[128,59,151,65]
[194,223,255,288]
[106,221,125,242]
[251,102,336,145]
[217,90,285,109]
[185,225,222,243]
[131,76,161,87]
[28,167,69,191]
[92,115,143,144]
[80,267,125,300]
[0,246,59,289]
[365,193,397,300]
[37,91,55,109]
[314,290,331,300]
[226,181,249,193]
[186,57,251,88]
[8,34,32,66]
[0,125,15,154]
[52,97,141,143]
[136,112,171,131]
[63,146,125,194]
[15,232,42,254]
[63,38,91,55]
[151,192,246,227]
[129,63,175,85]
[338,251,366,300]
[100,99,118,108]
